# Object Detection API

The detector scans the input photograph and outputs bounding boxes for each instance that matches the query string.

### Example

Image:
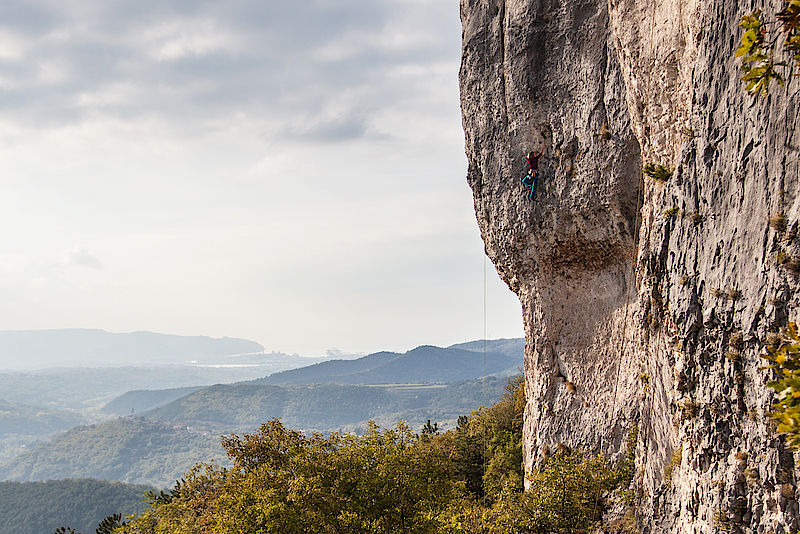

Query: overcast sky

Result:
[0,0,523,358]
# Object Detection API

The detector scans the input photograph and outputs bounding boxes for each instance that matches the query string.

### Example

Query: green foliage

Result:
[679,398,699,420]
[713,507,732,533]
[421,419,440,435]
[615,424,638,506]
[122,420,460,534]
[763,323,800,449]
[663,446,682,488]
[0,479,151,534]
[432,376,525,501]
[96,514,127,534]
[643,163,672,182]
[769,212,788,232]
[783,255,800,274]
[493,451,621,533]
[737,2,800,95]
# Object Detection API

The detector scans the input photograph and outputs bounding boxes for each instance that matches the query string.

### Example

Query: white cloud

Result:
[0,30,29,60]
[61,246,102,269]
[142,19,241,62]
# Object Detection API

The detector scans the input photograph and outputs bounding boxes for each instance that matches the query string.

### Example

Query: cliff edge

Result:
[460,0,800,531]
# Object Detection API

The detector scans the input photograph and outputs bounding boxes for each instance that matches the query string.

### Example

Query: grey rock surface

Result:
[459,0,800,531]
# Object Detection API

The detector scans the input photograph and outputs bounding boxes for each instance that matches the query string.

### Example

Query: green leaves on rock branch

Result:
[742,60,786,96]
[737,2,800,96]
[763,323,800,450]
[738,11,767,59]
[736,9,782,95]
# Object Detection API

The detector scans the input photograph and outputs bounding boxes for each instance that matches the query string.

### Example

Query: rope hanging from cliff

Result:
[602,0,657,453]
[604,164,645,450]
[482,250,488,508]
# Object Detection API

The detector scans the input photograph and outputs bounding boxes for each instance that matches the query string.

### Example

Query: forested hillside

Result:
[0,399,88,463]
[0,399,85,435]
[0,479,152,534]
[102,387,205,416]
[0,379,510,491]
[0,418,228,488]
[447,338,524,356]
[256,343,521,386]
[141,378,509,433]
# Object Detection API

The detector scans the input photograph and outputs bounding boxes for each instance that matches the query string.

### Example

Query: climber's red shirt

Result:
[526,152,543,171]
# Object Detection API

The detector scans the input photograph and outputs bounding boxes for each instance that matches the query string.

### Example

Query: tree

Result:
[54,514,125,534]
[121,420,461,534]
[421,419,439,435]
[435,375,525,501]
[494,451,619,534]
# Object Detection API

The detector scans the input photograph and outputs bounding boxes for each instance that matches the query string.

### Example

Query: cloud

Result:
[282,111,376,143]
[61,246,102,269]
[0,0,459,143]
[325,348,365,359]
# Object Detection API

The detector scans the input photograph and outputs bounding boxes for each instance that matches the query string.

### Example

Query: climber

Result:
[522,147,545,200]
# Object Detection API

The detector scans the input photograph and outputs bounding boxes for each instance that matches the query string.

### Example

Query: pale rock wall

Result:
[460,0,800,531]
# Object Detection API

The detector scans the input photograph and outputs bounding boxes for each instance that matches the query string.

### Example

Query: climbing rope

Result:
[482,251,489,508]
[604,168,646,451]
[602,0,658,454]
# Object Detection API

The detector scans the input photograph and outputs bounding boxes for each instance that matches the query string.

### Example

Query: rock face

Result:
[460,0,800,531]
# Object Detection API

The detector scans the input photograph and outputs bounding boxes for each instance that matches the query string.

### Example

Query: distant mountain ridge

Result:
[252,339,523,386]
[0,329,265,370]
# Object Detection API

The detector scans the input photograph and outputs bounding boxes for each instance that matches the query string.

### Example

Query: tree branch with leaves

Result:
[737,1,800,95]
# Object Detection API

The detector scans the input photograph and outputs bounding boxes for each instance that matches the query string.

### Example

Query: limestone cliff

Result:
[459,0,800,531]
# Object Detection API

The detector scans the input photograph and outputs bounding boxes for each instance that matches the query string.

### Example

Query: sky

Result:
[0,0,523,358]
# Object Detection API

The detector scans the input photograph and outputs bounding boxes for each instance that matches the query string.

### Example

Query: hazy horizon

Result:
[0,327,526,371]
[0,0,523,359]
